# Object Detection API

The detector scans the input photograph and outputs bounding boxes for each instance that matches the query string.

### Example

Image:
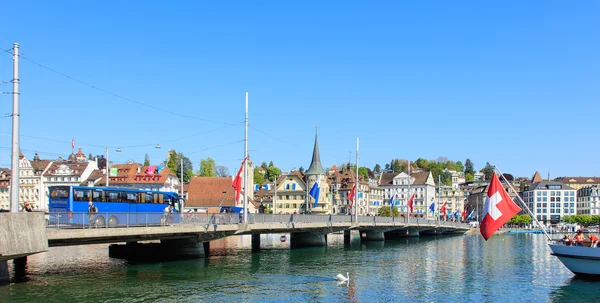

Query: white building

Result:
[576,186,600,216]
[522,181,576,224]
[379,171,436,217]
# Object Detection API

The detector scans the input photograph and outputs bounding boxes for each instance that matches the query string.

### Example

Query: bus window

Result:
[141,193,153,203]
[74,189,91,201]
[155,193,164,204]
[50,187,69,199]
[107,191,120,202]
[126,193,137,203]
[92,190,104,203]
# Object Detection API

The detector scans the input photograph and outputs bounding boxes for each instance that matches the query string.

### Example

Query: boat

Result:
[548,241,600,278]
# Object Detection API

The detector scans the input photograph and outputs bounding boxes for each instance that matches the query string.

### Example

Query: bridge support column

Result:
[161,238,206,259]
[290,232,326,249]
[251,234,260,252]
[203,241,210,257]
[399,229,420,237]
[344,230,351,245]
[359,230,385,241]
[12,257,27,283]
[0,261,8,286]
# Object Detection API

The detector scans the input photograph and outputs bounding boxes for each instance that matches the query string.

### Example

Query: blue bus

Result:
[48,186,184,227]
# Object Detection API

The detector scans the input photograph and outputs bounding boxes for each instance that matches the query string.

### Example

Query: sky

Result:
[0,1,599,178]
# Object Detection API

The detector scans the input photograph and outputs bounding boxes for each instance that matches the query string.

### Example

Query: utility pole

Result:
[180,158,184,207]
[354,137,359,222]
[10,43,20,213]
[273,175,277,214]
[243,92,248,223]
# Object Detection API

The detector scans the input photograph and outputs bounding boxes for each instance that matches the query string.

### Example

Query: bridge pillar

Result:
[251,234,260,252]
[161,238,206,259]
[290,232,326,249]
[203,241,210,257]
[0,261,8,286]
[344,230,351,245]
[359,230,385,241]
[12,257,27,283]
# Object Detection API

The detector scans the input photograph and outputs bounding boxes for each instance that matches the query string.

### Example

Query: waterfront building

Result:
[379,171,436,217]
[94,163,180,193]
[464,182,520,222]
[438,185,467,219]
[328,167,369,215]
[576,185,600,215]
[42,159,98,209]
[30,153,52,210]
[274,170,307,214]
[368,178,384,215]
[521,180,576,224]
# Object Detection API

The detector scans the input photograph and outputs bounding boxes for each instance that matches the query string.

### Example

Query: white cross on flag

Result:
[480,172,522,240]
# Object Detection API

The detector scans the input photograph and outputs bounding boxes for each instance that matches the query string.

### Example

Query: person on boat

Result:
[589,233,599,248]
[561,234,572,245]
[573,230,585,246]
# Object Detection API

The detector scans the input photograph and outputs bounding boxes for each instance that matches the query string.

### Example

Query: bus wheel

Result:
[108,216,118,228]
[95,216,106,227]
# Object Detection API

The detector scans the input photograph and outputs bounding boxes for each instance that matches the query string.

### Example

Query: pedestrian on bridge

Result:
[88,201,98,228]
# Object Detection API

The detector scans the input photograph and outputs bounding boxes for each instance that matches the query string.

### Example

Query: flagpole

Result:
[243,92,248,223]
[407,160,410,223]
[354,137,359,222]
[494,166,552,241]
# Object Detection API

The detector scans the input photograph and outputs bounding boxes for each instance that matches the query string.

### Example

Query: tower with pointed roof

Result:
[305,129,329,213]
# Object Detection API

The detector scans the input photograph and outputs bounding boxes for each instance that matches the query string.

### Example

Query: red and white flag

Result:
[407,193,415,213]
[232,157,248,205]
[71,138,75,149]
[480,172,522,240]
[347,183,356,211]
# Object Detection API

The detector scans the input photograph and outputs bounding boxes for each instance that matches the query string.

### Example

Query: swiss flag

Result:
[440,201,447,217]
[71,138,75,149]
[407,193,415,213]
[347,183,356,210]
[480,172,522,240]
[462,209,467,220]
[232,157,248,205]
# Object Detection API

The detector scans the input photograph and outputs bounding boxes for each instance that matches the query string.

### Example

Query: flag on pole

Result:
[429,202,435,213]
[389,191,397,212]
[462,209,467,221]
[480,172,522,241]
[232,157,248,205]
[440,201,447,218]
[310,176,321,208]
[466,209,475,220]
[348,183,356,211]
[407,193,415,213]
[453,209,459,219]
[71,138,75,149]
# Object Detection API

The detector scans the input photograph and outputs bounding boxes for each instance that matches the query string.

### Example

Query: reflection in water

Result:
[1,233,596,302]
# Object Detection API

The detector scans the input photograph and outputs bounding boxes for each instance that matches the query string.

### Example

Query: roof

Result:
[528,181,575,191]
[379,171,430,186]
[305,131,325,175]
[31,160,51,172]
[44,162,90,177]
[532,171,543,183]
[185,176,236,207]
[555,177,600,184]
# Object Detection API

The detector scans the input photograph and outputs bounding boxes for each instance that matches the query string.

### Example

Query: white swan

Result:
[335,272,349,282]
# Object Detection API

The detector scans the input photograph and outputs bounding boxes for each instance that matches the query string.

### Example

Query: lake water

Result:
[1,232,599,302]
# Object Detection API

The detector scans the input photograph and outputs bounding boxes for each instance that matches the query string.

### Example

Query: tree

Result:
[358,167,369,181]
[415,158,429,170]
[384,163,390,171]
[268,161,274,168]
[465,173,474,182]
[299,166,305,174]
[481,162,494,180]
[378,206,399,217]
[253,169,265,185]
[261,162,268,170]
[199,158,217,177]
[167,150,193,182]
[456,161,464,173]
[441,171,452,186]
[373,164,381,175]
[215,165,230,177]
[144,153,151,166]
[465,159,475,175]
[265,165,281,182]
[167,149,179,174]
[88,153,93,161]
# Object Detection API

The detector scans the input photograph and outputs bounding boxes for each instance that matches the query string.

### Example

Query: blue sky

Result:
[0,1,599,178]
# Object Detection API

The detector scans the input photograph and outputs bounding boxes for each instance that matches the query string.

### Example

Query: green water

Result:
[1,233,598,302]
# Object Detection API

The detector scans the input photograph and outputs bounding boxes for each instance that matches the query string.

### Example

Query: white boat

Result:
[548,241,600,277]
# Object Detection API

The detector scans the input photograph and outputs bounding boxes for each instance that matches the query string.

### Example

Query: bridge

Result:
[1,212,469,284]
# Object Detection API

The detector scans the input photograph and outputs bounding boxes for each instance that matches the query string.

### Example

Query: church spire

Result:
[305,128,325,176]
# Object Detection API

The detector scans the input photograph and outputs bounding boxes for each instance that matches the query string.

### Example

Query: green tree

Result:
[261,162,268,170]
[441,171,452,186]
[88,153,93,161]
[465,159,475,175]
[167,150,193,182]
[391,159,404,173]
[378,206,399,217]
[465,173,474,182]
[268,161,274,168]
[199,158,217,177]
[254,169,265,186]
[358,167,369,181]
[215,165,230,177]
[456,161,464,173]
[373,164,381,175]
[415,158,429,170]
[144,153,150,166]
[299,166,305,174]
[481,162,494,180]
[265,165,281,182]
[167,149,179,174]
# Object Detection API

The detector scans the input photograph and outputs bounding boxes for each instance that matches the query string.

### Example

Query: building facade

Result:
[576,185,600,216]
[379,171,436,217]
[522,181,576,224]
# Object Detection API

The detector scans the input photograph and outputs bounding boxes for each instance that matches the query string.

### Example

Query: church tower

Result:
[305,129,328,213]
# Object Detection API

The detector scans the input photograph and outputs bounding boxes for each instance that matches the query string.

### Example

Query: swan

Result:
[335,272,349,282]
